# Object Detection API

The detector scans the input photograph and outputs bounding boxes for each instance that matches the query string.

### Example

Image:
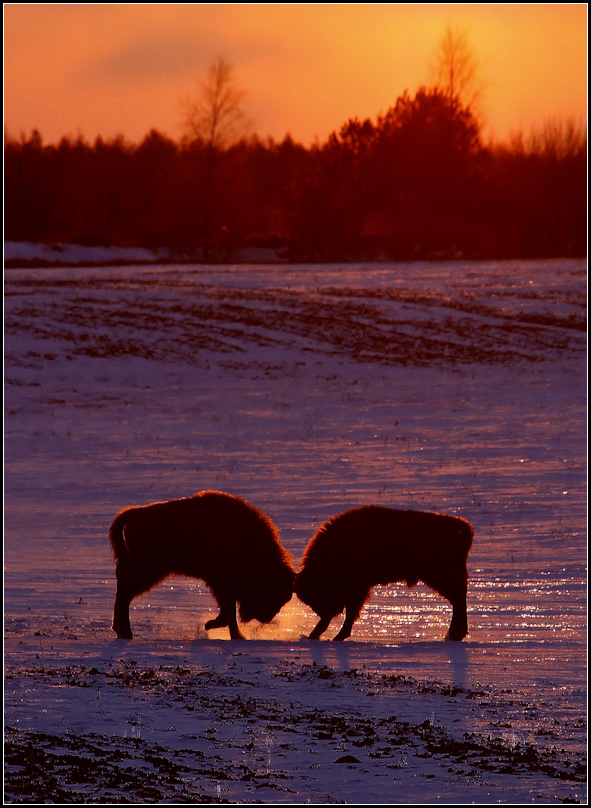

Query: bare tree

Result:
[528,117,587,160]
[182,56,249,149]
[507,116,587,160]
[182,57,250,258]
[431,24,482,112]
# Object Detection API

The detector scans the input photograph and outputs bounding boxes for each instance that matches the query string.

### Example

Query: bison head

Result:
[294,567,345,619]
[238,563,295,624]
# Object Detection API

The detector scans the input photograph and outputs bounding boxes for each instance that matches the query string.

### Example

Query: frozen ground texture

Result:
[3,257,587,803]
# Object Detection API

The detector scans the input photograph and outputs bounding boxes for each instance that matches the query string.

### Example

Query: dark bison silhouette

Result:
[295,506,473,641]
[109,490,295,640]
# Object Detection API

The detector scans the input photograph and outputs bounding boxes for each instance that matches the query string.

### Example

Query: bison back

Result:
[299,506,472,588]
[109,490,292,579]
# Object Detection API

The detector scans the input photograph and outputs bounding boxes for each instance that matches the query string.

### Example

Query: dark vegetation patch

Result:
[4,659,586,803]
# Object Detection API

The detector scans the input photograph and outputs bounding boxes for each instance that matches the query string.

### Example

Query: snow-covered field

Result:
[3,240,282,267]
[4,256,587,803]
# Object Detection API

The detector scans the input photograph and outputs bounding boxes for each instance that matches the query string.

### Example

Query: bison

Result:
[109,490,295,640]
[295,506,473,641]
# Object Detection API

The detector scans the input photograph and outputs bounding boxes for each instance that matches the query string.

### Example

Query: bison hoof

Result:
[115,630,132,640]
[333,631,350,641]
[445,629,466,641]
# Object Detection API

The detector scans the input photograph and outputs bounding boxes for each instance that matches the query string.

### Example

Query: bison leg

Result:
[112,565,169,640]
[421,569,468,641]
[309,615,332,639]
[205,602,245,640]
[112,586,133,640]
[333,594,366,641]
[333,617,354,642]
[446,600,468,641]
[228,616,245,640]
[204,611,229,630]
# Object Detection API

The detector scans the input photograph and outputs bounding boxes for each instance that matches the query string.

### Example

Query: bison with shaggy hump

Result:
[109,490,295,640]
[295,506,473,641]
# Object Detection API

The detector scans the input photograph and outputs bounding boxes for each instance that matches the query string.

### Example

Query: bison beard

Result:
[109,490,295,640]
[295,506,473,641]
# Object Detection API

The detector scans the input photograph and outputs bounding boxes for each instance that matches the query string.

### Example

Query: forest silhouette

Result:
[4,85,586,262]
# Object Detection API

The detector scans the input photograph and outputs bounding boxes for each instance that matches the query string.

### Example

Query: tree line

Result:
[4,86,586,261]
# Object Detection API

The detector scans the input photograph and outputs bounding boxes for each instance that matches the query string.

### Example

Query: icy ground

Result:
[3,258,588,803]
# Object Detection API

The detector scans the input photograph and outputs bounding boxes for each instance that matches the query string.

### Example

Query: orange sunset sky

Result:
[3,3,588,147]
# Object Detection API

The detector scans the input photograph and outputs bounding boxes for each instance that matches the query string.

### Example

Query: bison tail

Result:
[109,512,130,569]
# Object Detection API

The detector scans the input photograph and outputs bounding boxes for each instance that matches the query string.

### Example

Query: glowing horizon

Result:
[4,4,587,147]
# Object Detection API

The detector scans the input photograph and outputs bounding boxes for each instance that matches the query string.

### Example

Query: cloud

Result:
[74,34,215,84]
[74,26,282,89]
